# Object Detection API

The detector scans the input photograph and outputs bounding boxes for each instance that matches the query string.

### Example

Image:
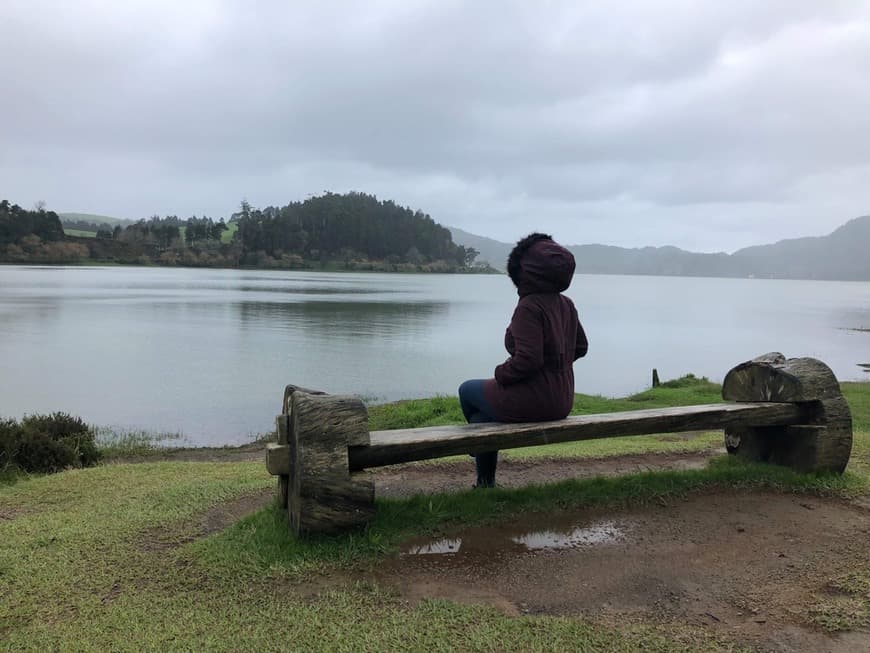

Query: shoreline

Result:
[0,260,502,275]
[7,259,870,282]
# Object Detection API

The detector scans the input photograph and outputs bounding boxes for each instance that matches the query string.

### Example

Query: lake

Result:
[1,265,868,446]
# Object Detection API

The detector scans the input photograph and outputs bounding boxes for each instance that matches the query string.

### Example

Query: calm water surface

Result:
[1,266,868,446]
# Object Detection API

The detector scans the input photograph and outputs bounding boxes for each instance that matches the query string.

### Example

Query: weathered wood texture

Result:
[283,391,374,535]
[350,402,807,470]
[722,352,842,402]
[722,353,852,473]
[266,443,290,476]
[269,354,853,535]
[275,413,290,509]
[275,386,325,510]
[283,384,326,412]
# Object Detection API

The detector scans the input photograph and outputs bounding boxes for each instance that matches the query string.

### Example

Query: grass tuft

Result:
[95,427,187,458]
[196,455,866,581]
[810,566,870,632]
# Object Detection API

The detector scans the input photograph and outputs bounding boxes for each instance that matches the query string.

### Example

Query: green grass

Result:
[2,378,868,651]
[810,566,870,632]
[59,212,126,226]
[367,375,722,431]
[6,586,732,652]
[0,459,730,652]
[196,457,864,582]
[61,221,236,245]
[63,228,97,238]
[367,375,725,460]
[94,426,188,458]
[0,462,271,650]
[1,459,767,652]
[842,382,870,477]
[368,395,464,430]
[221,221,238,243]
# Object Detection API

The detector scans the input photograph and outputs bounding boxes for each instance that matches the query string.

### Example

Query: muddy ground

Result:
[137,447,870,652]
[375,490,870,653]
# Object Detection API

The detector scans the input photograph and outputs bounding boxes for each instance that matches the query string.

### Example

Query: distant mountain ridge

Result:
[451,216,870,281]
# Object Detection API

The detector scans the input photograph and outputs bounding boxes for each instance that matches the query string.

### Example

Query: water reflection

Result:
[838,308,870,331]
[401,518,629,563]
[0,299,62,335]
[511,521,624,549]
[1,265,869,446]
[235,300,448,338]
[406,538,463,555]
[235,285,395,295]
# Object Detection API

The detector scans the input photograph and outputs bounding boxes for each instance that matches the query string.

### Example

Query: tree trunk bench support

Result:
[266,353,852,535]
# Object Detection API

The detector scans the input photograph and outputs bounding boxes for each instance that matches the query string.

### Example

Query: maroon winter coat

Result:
[482,240,588,422]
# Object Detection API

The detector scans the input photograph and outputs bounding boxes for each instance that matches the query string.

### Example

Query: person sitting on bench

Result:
[458,232,589,488]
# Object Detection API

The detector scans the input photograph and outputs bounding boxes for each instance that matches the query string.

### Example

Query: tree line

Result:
[235,192,477,268]
[1,200,64,244]
[0,200,90,262]
[0,194,484,272]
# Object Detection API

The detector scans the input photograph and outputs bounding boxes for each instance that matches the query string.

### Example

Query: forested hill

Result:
[58,212,133,233]
[2,194,485,272]
[0,200,88,261]
[236,192,478,269]
[1,200,64,243]
[451,216,870,281]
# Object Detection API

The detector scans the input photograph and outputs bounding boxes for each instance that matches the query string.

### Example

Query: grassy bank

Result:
[2,379,868,651]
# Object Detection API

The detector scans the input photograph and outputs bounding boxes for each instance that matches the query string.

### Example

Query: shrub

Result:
[0,418,18,469]
[0,412,101,473]
[659,374,708,388]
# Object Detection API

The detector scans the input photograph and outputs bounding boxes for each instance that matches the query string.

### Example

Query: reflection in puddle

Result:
[401,519,627,558]
[512,521,624,549]
[406,538,462,555]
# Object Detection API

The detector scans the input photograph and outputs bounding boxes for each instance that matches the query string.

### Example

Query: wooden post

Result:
[271,385,375,536]
[272,385,327,510]
[721,353,852,473]
[652,368,660,388]
[275,413,290,509]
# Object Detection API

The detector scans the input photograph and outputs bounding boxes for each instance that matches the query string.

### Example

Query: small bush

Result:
[0,412,101,473]
[659,373,711,389]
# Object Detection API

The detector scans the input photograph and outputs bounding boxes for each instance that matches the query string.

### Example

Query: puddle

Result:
[406,538,463,555]
[400,516,630,563]
[512,521,624,550]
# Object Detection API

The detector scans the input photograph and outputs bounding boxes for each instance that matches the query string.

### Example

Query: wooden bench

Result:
[266,353,852,535]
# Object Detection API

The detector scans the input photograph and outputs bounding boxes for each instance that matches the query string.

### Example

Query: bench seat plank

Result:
[351,402,807,470]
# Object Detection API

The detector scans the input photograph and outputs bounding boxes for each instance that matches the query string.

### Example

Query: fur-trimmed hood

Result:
[515,240,576,296]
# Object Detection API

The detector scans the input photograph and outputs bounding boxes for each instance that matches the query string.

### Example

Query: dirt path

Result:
[372,491,870,652]
[134,448,870,651]
[371,451,714,498]
[116,443,717,495]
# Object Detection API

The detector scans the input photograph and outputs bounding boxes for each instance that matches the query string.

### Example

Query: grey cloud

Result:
[1,0,869,251]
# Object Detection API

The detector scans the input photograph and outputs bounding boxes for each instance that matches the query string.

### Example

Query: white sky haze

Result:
[1,0,869,252]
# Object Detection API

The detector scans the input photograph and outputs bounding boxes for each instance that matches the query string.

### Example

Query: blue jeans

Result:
[458,379,498,488]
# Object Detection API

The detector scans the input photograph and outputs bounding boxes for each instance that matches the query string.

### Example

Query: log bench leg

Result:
[722,353,853,473]
[269,386,375,536]
[275,413,290,509]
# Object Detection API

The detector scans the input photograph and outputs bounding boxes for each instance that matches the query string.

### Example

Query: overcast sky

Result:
[2,1,869,252]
